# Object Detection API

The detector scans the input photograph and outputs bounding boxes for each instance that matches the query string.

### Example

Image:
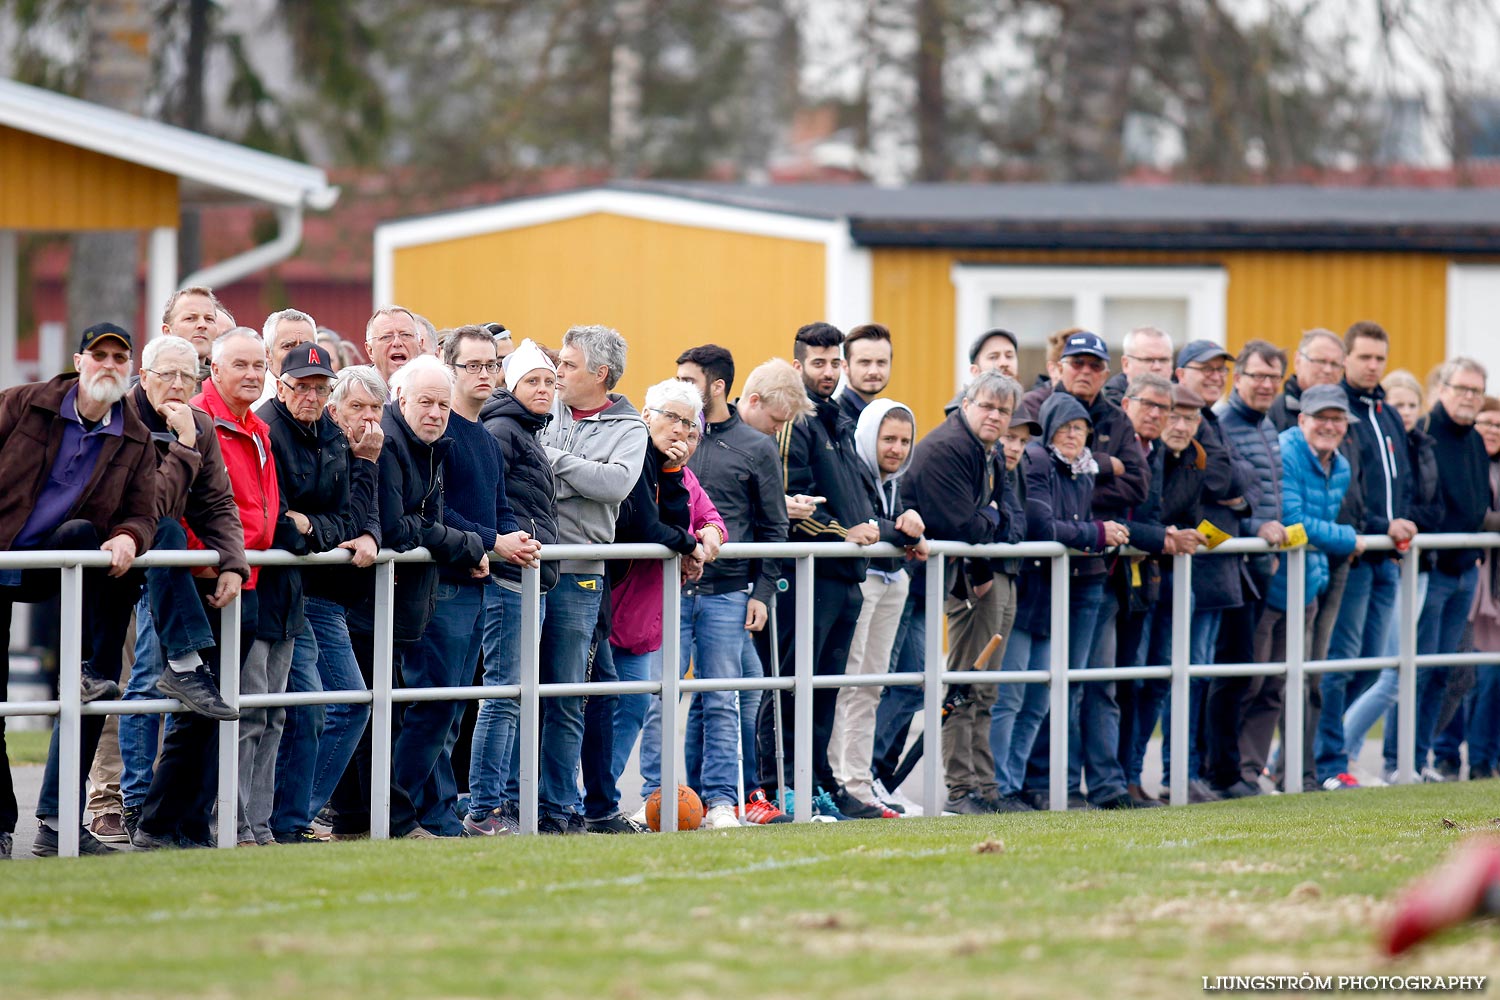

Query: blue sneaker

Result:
[811,787,849,822]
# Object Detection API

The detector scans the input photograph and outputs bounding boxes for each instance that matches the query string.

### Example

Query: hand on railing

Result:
[338,533,379,567]
[206,571,242,609]
[100,534,137,577]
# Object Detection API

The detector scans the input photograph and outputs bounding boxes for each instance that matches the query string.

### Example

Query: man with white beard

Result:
[0,323,159,858]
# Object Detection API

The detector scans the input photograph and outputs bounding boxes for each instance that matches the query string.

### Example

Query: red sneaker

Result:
[1382,837,1500,955]
[742,789,792,825]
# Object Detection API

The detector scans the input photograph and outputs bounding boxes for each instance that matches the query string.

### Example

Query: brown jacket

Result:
[0,374,158,554]
[126,384,251,582]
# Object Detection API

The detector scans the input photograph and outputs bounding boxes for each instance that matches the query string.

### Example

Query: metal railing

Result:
[5,531,1500,857]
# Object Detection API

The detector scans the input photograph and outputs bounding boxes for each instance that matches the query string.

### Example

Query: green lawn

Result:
[4,728,50,764]
[3,783,1499,999]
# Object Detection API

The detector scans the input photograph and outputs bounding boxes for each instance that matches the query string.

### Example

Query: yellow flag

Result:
[1282,523,1309,549]
[1196,520,1233,550]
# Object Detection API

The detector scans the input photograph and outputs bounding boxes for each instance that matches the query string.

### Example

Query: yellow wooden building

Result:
[0,77,337,386]
[375,181,1500,431]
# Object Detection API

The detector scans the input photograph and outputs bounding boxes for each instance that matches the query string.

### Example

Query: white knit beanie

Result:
[503,338,557,391]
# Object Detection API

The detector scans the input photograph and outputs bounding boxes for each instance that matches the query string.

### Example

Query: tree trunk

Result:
[178,0,212,277]
[66,0,152,356]
[1050,0,1137,182]
[914,0,949,181]
[609,0,648,176]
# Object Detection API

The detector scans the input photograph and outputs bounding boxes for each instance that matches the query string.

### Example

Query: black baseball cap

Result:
[280,342,338,380]
[1177,340,1233,368]
[969,328,1018,365]
[78,322,132,355]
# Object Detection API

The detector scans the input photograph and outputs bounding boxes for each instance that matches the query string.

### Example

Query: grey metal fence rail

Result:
[5,531,1500,857]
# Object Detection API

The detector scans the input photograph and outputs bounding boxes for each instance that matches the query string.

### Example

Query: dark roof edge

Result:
[605,179,842,221]
[849,223,1500,253]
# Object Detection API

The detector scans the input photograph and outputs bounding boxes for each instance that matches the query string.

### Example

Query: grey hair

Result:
[413,312,438,354]
[263,308,317,343]
[364,305,417,343]
[1299,328,1345,357]
[142,335,197,370]
[1438,356,1488,387]
[1123,326,1173,355]
[210,327,266,363]
[563,324,628,390]
[644,378,703,416]
[964,370,1021,407]
[330,364,388,407]
[1126,372,1174,399]
[389,354,455,399]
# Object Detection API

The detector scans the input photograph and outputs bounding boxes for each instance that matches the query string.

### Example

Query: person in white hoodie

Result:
[828,399,927,817]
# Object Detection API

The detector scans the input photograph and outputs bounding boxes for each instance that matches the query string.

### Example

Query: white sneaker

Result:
[628,804,649,828]
[1420,766,1448,783]
[702,804,741,830]
[871,778,923,817]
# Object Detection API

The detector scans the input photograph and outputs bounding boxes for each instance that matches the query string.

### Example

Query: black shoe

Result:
[987,791,1035,813]
[536,815,570,835]
[34,824,115,857]
[1435,760,1463,781]
[157,666,239,721]
[1216,779,1261,799]
[1067,792,1094,811]
[943,792,990,815]
[130,825,179,851]
[273,828,327,845]
[565,813,587,835]
[1096,792,1162,809]
[122,806,141,842]
[1020,789,1050,811]
[78,664,120,704]
[0,831,12,859]
[1187,779,1221,804]
[835,790,888,820]
[585,813,649,834]
[1471,765,1496,781]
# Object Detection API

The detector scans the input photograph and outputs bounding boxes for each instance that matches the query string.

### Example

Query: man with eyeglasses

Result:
[1018,330,1149,810]
[1171,339,1252,802]
[2,323,160,858]
[1204,339,1290,799]
[1386,357,1493,783]
[1270,329,1365,787]
[1104,326,1176,406]
[1320,321,1416,788]
[364,306,422,384]
[256,342,381,844]
[396,327,536,836]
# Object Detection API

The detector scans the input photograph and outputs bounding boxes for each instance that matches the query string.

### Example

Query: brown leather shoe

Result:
[1127,783,1161,806]
[88,812,129,844]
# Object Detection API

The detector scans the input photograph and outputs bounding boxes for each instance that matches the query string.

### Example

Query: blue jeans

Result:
[391,580,484,834]
[1120,594,1173,787]
[991,627,1052,795]
[639,591,746,807]
[688,631,762,795]
[1342,572,1427,761]
[610,646,662,799]
[1319,558,1399,781]
[305,597,370,820]
[1022,579,1123,801]
[468,582,535,816]
[872,591,925,786]
[1470,666,1500,773]
[1160,606,1220,782]
[538,574,604,819]
[270,622,322,835]
[118,595,167,811]
[1384,566,1478,771]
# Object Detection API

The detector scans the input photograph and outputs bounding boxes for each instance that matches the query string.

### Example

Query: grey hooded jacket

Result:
[539,392,648,575]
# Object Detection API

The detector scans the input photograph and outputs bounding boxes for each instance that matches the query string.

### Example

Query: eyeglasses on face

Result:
[1298,351,1344,371]
[1444,382,1485,400]
[1238,371,1282,386]
[1186,363,1230,377]
[967,399,1013,417]
[648,407,697,430]
[372,330,419,345]
[147,368,197,385]
[1124,354,1173,366]
[280,377,332,398]
[1063,356,1106,372]
[451,361,502,374]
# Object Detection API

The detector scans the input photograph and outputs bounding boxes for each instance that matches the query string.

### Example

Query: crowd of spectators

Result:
[1,292,1497,857]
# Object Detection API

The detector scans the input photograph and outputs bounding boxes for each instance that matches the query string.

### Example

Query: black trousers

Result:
[1,520,134,835]
[753,574,862,796]
[137,587,256,843]
[327,632,423,836]
[1204,599,1264,790]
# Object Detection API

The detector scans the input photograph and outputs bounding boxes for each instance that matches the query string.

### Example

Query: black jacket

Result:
[258,397,379,604]
[1405,424,1443,535]
[1193,404,1251,611]
[480,388,560,592]
[905,408,1023,600]
[609,441,698,585]
[1342,378,1414,553]
[688,403,787,604]
[776,390,875,584]
[348,405,485,643]
[1020,383,1149,578]
[1420,400,1492,575]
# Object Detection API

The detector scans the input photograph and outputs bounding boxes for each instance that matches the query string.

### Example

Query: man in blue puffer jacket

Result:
[1244,384,1361,792]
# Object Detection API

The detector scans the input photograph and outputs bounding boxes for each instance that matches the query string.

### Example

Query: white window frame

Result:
[949,264,1229,391]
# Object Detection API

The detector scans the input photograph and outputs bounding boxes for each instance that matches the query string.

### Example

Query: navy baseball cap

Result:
[1177,340,1233,368]
[77,322,132,355]
[1060,331,1109,361]
[280,342,338,380]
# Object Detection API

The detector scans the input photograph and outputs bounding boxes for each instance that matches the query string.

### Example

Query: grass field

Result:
[3,783,1499,999]
[5,729,51,765]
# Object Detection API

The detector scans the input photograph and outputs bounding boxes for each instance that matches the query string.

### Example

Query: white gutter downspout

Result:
[177,202,305,293]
